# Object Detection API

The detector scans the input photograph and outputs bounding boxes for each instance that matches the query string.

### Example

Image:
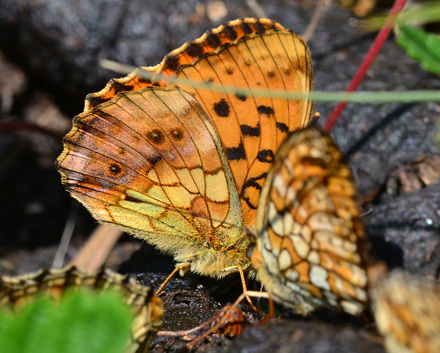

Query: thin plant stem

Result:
[323,0,408,132]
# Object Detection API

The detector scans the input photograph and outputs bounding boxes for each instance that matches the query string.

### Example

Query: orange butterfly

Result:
[57,18,314,279]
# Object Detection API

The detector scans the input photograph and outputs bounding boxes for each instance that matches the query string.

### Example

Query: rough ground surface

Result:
[0,0,439,352]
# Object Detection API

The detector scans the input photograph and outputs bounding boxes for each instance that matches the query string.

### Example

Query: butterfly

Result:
[56,18,314,279]
[0,267,164,351]
[248,126,369,315]
[371,270,440,353]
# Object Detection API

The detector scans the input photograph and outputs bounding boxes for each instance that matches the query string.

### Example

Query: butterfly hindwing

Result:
[252,126,369,315]
[57,87,247,275]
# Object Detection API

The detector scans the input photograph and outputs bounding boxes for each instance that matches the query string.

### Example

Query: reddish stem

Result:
[323,0,407,132]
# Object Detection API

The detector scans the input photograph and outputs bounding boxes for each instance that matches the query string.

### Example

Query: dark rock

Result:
[220,319,385,353]
[366,182,440,278]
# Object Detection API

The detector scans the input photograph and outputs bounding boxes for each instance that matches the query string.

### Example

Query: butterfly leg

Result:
[157,304,245,349]
[228,289,272,318]
[185,304,245,348]
[223,265,262,313]
[186,290,273,347]
[155,262,190,295]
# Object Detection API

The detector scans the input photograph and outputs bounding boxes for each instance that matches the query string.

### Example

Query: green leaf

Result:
[396,25,440,75]
[0,290,133,353]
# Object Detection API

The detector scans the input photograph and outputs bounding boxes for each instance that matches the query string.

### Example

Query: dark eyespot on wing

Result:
[147,129,165,144]
[147,155,162,166]
[170,129,184,141]
[109,163,122,176]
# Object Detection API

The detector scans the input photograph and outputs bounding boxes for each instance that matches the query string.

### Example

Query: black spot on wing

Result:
[186,42,204,58]
[258,105,274,117]
[170,129,184,141]
[235,93,247,101]
[125,194,145,203]
[223,26,238,41]
[255,20,266,34]
[276,122,289,133]
[163,54,181,72]
[257,149,275,163]
[213,99,230,117]
[226,141,246,161]
[241,173,268,209]
[240,123,260,137]
[206,33,221,48]
[239,21,253,35]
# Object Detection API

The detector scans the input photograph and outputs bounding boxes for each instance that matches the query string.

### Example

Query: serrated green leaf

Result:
[396,25,440,75]
[0,290,133,353]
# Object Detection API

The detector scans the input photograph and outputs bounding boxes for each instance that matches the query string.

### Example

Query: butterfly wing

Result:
[372,270,440,353]
[252,126,369,315]
[85,18,314,229]
[57,87,247,276]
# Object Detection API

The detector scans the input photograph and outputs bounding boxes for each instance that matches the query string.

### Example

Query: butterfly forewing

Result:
[252,126,368,315]
[169,20,314,225]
